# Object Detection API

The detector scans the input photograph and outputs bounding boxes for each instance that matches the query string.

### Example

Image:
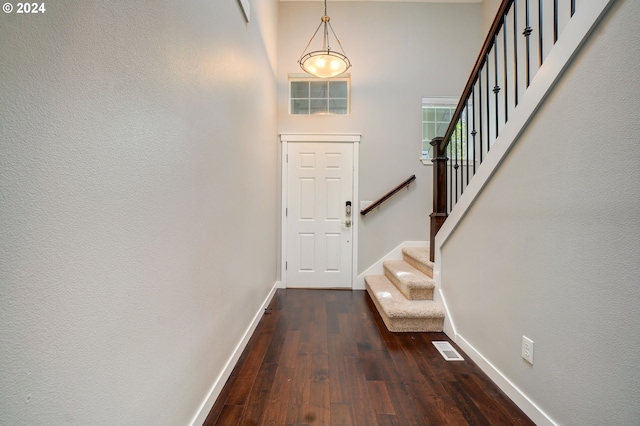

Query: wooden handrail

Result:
[431,0,514,261]
[431,0,579,261]
[439,0,514,152]
[360,175,416,216]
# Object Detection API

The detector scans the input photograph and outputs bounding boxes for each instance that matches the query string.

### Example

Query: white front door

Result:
[285,142,354,288]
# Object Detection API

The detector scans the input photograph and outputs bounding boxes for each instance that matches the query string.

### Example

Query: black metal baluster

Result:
[571,0,576,17]
[454,121,459,203]
[486,55,492,152]
[503,13,509,123]
[538,0,543,67]
[513,0,519,106]
[554,0,558,43]
[493,35,500,140]
[472,84,477,175]
[524,0,532,88]
[458,116,463,196]
[445,142,449,214]
[478,70,484,164]
[458,115,464,196]
[465,101,470,185]
[448,142,452,213]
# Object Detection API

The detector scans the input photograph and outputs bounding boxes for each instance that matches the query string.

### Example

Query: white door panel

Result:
[286,142,353,288]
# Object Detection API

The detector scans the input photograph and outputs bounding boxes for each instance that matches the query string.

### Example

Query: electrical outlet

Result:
[522,336,534,364]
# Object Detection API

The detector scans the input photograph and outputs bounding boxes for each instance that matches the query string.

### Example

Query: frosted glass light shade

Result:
[299,51,351,78]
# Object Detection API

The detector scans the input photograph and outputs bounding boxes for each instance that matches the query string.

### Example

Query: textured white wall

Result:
[441,0,640,423]
[278,2,482,272]
[481,0,502,34]
[0,1,278,425]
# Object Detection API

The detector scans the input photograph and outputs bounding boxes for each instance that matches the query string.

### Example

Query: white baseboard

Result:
[452,333,557,426]
[189,281,279,426]
[354,241,427,290]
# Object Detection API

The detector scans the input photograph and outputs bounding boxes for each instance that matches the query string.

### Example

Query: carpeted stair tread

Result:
[383,259,435,301]
[365,275,444,332]
[402,247,433,278]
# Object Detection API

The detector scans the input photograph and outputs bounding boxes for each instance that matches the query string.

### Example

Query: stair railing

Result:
[430,0,577,261]
[361,175,416,216]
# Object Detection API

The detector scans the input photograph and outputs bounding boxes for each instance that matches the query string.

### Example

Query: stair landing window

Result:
[422,97,458,159]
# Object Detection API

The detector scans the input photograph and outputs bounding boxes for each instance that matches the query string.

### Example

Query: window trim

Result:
[421,97,458,165]
[289,75,351,116]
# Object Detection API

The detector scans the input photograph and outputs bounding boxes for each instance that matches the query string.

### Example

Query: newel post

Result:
[429,137,448,262]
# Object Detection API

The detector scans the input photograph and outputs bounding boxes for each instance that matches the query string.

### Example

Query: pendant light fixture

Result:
[298,0,351,78]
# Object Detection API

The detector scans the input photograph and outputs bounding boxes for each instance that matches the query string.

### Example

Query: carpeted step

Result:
[365,275,444,332]
[383,259,435,301]
[402,247,433,278]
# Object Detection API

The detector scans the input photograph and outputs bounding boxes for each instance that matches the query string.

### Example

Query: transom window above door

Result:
[289,77,350,115]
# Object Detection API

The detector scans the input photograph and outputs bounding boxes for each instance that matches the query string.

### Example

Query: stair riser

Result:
[384,269,434,300]
[366,284,444,332]
[383,263,434,301]
[404,257,433,278]
[401,247,434,278]
[365,246,444,334]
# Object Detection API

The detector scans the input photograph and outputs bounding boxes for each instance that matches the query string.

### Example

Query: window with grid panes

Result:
[290,78,349,115]
[422,97,458,159]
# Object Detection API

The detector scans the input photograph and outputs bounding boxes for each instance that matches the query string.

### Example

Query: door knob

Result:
[342,219,352,228]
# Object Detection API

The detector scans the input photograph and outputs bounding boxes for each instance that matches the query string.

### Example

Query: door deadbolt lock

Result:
[346,201,352,217]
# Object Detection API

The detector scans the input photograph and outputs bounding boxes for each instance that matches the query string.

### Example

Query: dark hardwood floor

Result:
[204,289,534,425]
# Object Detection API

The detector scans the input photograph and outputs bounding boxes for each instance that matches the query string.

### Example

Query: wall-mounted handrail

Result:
[361,175,416,216]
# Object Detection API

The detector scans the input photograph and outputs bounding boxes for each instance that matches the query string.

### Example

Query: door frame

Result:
[280,133,361,289]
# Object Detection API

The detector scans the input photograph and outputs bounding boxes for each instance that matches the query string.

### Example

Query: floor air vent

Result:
[432,341,464,361]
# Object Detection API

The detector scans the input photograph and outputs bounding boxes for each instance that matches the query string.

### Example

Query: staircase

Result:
[365,246,444,332]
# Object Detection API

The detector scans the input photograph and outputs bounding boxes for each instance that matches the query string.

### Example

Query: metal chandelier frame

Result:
[298,0,351,78]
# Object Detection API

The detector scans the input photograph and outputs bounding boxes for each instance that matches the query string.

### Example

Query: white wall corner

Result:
[189,281,279,426]
[355,241,428,290]
[432,242,457,338]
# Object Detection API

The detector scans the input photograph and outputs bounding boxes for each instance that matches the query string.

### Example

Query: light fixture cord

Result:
[322,0,329,51]
[327,22,348,58]
[298,20,324,60]
[298,0,350,61]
